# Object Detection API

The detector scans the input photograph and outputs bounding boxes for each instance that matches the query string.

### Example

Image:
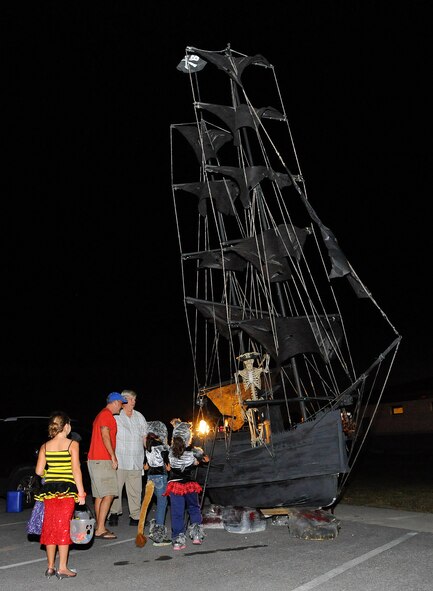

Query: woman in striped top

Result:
[35,411,86,580]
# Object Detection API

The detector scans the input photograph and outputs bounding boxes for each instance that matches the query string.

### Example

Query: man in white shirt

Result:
[108,390,147,526]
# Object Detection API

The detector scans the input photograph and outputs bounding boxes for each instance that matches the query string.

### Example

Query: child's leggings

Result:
[169,491,202,538]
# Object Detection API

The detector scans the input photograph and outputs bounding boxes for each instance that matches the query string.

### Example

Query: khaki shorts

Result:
[87,460,118,498]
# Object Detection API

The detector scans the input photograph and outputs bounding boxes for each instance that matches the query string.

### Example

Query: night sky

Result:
[3,2,431,425]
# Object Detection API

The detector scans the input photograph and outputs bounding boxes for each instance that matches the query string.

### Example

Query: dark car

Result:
[0,416,91,507]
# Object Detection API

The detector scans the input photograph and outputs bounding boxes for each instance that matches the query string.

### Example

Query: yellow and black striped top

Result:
[35,444,78,501]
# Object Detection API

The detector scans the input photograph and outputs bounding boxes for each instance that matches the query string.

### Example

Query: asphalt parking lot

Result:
[1,498,433,591]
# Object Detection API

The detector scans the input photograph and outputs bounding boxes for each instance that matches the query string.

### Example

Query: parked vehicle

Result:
[0,416,91,507]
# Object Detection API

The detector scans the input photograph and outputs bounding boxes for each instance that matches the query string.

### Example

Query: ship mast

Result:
[226,46,307,423]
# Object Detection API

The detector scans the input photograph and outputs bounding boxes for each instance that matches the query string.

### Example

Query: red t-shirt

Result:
[88,407,117,460]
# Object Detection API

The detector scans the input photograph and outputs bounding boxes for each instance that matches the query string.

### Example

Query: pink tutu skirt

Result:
[164,480,202,496]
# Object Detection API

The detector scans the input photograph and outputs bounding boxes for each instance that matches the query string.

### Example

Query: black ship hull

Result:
[197,410,348,508]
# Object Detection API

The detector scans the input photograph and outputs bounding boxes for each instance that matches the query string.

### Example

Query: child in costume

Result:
[35,411,86,579]
[164,419,208,550]
[144,420,171,546]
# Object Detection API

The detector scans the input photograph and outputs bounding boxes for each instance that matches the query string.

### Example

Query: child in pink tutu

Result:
[164,419,208,550]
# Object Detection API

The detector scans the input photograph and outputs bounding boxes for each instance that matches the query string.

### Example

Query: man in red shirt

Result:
[88,392,127,539]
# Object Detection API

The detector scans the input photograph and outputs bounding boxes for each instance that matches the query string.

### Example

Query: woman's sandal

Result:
[95,530,117,539]
[56,570,77,579]
[45,567,56,578]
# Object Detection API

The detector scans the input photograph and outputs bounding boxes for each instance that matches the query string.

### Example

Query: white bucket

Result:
[70,516,96,544]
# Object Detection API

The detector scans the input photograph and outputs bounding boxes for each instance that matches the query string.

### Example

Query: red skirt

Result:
[40,497,75,546]
[163,480,202,496]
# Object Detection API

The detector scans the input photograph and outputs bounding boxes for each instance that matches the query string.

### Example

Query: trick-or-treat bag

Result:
[27,499,45,535]
[70,506,96,544]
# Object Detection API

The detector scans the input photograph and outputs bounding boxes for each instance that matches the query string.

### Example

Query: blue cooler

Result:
[6,491,24,513]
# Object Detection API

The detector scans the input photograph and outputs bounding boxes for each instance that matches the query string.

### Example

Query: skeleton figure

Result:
[237,352,269,400]
[236,352,271,447]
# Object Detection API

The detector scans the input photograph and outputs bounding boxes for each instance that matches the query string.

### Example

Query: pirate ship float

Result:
[170,45,401,509]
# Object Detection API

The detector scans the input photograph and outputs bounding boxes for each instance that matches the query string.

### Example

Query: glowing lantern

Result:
[197,420,210,436]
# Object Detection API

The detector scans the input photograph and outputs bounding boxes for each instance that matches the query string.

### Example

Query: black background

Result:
[2,1,431,425]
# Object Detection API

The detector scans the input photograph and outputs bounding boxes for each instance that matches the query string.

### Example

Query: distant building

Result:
[362,377,433,453]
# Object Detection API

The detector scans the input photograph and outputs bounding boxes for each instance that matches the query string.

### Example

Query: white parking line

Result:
[291,532,418,591]
[0,557,47,569]
[97,537,136,547]
[0,538,136,569]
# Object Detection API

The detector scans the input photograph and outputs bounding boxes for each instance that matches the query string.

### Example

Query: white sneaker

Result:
[153,539,172,547]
